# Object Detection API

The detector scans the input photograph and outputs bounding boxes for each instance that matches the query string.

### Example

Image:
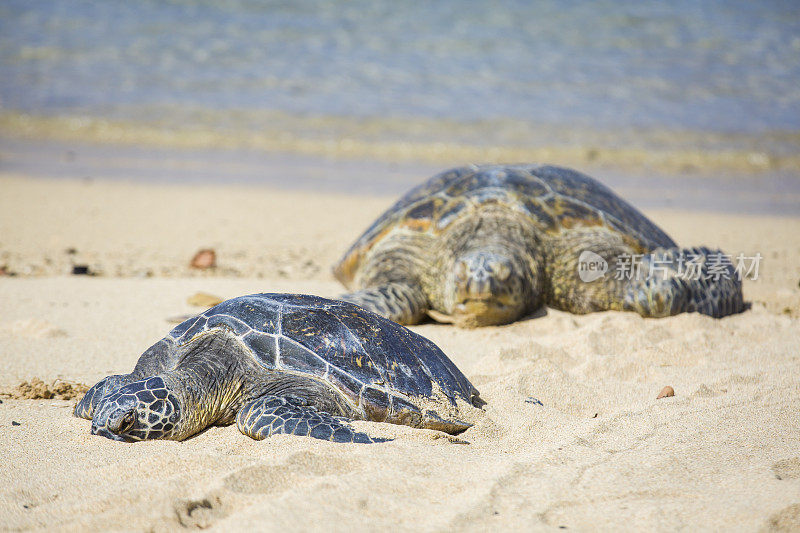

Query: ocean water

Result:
[0,0,799,167]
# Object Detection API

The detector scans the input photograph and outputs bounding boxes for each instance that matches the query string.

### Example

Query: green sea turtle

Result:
[335,164,744,327]
[75,293,483,443]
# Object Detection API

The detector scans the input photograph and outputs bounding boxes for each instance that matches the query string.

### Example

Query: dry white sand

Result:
[1,173,799,531]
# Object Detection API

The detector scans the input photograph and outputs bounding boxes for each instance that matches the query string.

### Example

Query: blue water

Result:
[1,0,799,135]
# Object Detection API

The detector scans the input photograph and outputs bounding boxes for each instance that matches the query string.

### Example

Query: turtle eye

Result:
[119,411,136,433]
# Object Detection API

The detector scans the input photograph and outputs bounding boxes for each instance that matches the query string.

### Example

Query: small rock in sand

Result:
[187,292,225,307]
[190,249,217,269]
[71,264,93,275]
[657,386,675,399]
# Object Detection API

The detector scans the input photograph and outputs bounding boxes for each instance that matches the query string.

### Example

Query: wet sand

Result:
[1,172,799,531]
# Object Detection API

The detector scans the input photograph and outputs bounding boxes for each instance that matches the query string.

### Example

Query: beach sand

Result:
[1,172,799,531]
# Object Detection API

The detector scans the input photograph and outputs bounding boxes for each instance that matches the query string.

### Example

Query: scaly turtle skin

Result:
[75,293,483,443]
[335,164,744,327]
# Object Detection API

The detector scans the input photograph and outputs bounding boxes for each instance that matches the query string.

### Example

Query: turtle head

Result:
[91,377,182,442]
[441,251,528,327]
[74,374,126,420]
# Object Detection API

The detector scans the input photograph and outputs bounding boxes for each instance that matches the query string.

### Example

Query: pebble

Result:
[71,264,92,275]
[190,249,216,269]
[657,386,675,399]
[187,292,225,307]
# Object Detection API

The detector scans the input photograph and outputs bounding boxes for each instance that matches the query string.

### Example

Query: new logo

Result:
[577,250,608,282]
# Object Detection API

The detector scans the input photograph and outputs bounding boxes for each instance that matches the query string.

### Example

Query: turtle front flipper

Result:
[547,231,745,318]
[622,246,745,318]
[338,282,428,325]
[236,396,388,444]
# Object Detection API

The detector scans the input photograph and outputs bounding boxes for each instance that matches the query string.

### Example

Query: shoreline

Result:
[3,111,799,175]
[2,137,799,216]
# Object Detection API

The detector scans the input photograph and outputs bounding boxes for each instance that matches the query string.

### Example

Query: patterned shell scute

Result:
[168,294,475,406]
[532,165,674,247]
[278,297,474,404]
[168,295,282,346]
[335,164,676,281]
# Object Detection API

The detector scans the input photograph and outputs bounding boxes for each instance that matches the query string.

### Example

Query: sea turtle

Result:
[335,164,744,327]
[75,293,483,443]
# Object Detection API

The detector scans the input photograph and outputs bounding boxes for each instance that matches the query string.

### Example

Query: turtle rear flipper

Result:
[237,396,389,444]
[338,282,428,325]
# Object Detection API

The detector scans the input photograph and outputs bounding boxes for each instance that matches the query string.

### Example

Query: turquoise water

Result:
[1,0,799,138]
